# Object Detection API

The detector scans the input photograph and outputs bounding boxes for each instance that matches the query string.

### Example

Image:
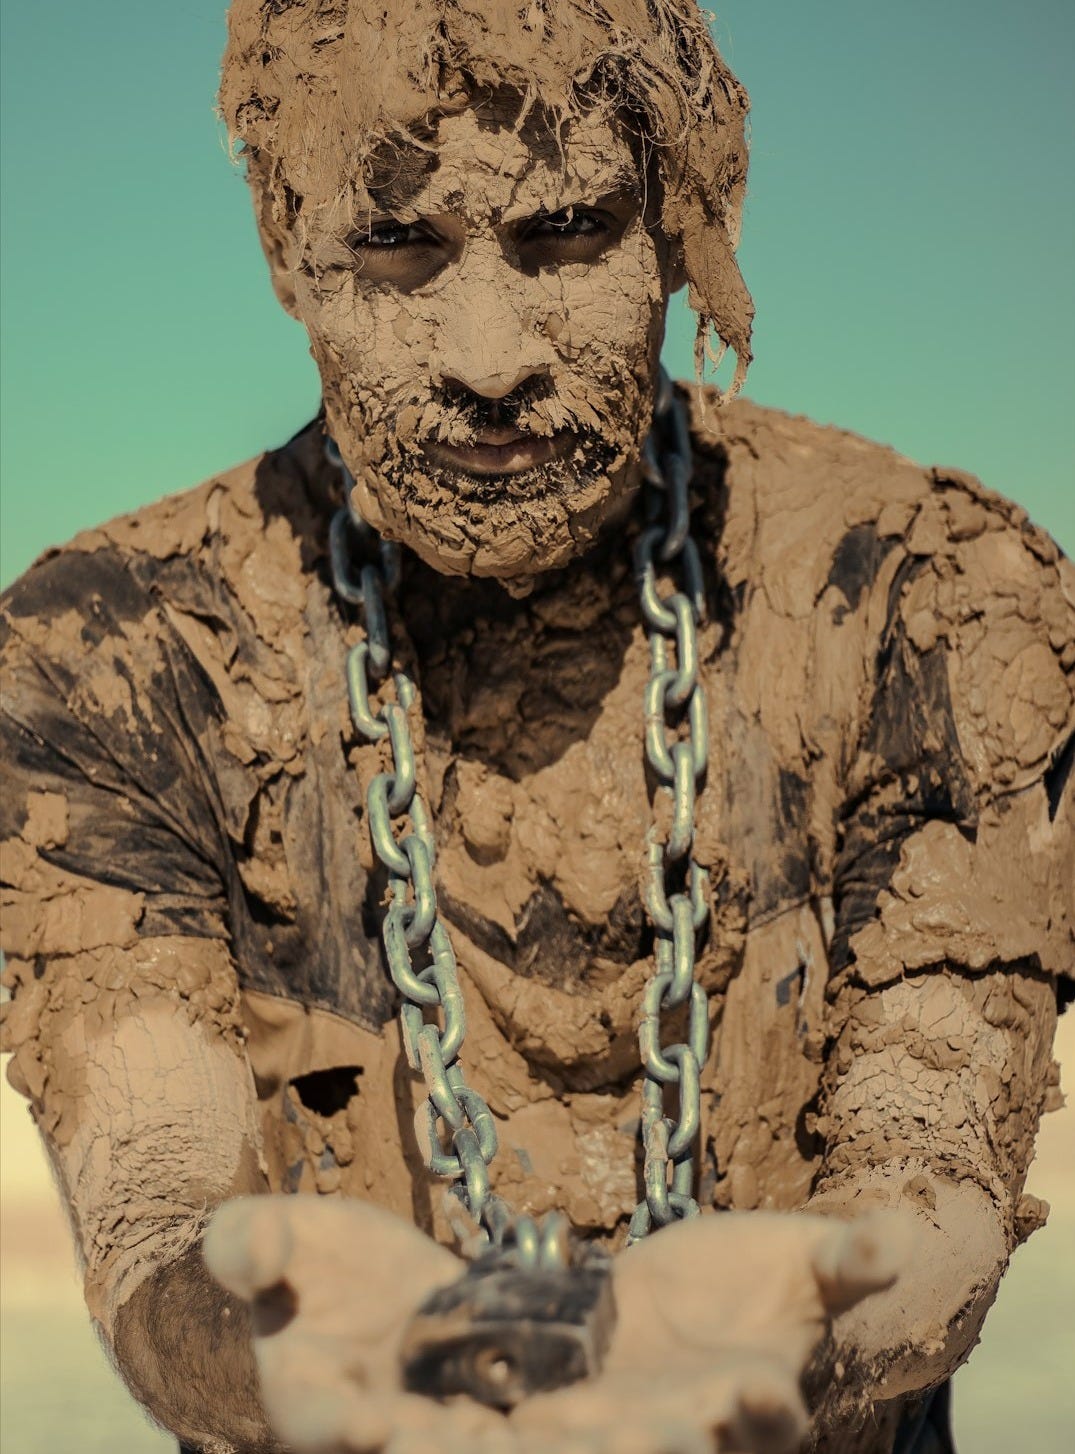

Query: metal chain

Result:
[627,368,711,1243]
[325,368,710,1258]
[325,439,565,1269]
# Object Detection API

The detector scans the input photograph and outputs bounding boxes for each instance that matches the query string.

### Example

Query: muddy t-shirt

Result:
[2,392,1073,1241]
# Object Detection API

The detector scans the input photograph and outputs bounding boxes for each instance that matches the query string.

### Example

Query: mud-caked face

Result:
[283,105,673,579]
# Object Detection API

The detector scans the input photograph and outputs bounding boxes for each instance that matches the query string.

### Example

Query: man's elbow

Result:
[109,1240,281,1453]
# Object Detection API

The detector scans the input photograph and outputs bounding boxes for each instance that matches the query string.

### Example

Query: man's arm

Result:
[3,936,280,1452]
[801,482,1074,1443]
[116,1246,277,1454]
[0,542,298,1446]
[803,959,1058,1442]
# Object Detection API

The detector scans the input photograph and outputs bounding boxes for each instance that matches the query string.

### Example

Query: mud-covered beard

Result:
[421,433,620,505]
[333,372,653,581]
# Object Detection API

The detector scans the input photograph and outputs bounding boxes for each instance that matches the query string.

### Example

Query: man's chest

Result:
[428,631,656,986]
[403,554,752,987]
[220,549,825,1036]
[220,536,838,1235]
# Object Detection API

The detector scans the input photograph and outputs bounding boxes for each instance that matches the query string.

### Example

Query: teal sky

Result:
[1,1,1072,585]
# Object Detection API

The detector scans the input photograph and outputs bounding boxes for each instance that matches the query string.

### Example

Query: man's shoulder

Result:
[2,424,323,654]
[680,384,1072,617]
[682,388,1073,804]
[44,427,313,570]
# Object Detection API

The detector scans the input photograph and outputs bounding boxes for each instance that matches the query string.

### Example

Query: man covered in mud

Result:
[1,3,1072,1453]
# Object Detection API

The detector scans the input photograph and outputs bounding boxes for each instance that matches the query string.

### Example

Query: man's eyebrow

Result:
[356,150,645,228]
[499,174,644,224]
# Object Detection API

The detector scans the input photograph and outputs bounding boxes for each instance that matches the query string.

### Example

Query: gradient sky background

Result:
[1,4,1074,1451]
[1,0,1073,587]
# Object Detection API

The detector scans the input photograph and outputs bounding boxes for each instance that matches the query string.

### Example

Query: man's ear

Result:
[250,161,302,319]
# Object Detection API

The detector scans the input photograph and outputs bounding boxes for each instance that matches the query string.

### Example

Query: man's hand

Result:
[504,1209,910,1454]
[204,1195,505,1452]
[206,1200,909,1454]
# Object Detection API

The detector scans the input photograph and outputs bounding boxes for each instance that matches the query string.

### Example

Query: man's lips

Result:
[424,429,573,477]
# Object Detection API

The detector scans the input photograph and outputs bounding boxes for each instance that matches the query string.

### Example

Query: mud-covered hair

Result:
[220,1,753,389]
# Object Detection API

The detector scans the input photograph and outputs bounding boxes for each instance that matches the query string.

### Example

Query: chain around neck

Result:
[326,371,711,1261]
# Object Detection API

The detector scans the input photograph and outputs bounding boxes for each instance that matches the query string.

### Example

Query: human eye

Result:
[515,205,618,268]
[349,219,436,250]
[523,206,608,241]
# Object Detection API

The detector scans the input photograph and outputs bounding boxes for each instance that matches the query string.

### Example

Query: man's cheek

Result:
[547,290,656,384]
[299,283,404,382]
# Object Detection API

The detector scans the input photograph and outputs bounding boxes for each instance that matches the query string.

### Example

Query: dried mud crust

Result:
[220,0,754,382]
[1,391,1072,1446]
[218,3,756,593]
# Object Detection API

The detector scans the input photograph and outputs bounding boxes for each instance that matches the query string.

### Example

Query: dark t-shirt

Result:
[2,391,1072,1236]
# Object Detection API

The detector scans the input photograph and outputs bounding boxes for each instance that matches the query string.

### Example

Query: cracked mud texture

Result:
[2,393,1072,1452]
[0,6,1072,1446]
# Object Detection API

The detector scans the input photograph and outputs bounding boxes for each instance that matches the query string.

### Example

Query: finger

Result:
[521,1404,710,1454]
[203,1195,294,1301]
[514,1373,727,1454]
[723,1362,807,1454]
[810,1209,912,1317]
[608,1421,711,1454]
[266,1381,501,1454]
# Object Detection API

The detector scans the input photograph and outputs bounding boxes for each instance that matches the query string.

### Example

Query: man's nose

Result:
[439,361,546,400]
[431,265,556,399]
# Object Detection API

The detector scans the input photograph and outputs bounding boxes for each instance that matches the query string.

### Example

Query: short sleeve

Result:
[830,475,1074,996]
[1,545,230,968]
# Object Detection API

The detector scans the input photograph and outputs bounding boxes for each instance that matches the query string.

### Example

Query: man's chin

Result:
[349,449,640,581]
[400,504,586,581]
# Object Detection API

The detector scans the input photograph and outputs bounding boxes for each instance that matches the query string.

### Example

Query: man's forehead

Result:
[367,106,641,222]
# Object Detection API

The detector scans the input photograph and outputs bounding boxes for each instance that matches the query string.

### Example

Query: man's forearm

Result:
[13,964,278,1448]
[807,959,1057,1442]
[803,1163,1007,1443]
[112,1243,284,1454]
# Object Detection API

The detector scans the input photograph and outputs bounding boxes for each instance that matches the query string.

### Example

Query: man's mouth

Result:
[424,428,574,477]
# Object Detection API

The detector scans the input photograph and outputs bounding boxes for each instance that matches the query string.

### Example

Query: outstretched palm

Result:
[206,1198,907,1454]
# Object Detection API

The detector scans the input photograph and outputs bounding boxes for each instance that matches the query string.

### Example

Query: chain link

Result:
[628,369,712,1244]
[325,457,525,1256]
[326,366,711,1259]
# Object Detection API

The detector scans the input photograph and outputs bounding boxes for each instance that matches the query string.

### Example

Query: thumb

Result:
[203,1195,294,1302]
[810,1209,913,1318]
